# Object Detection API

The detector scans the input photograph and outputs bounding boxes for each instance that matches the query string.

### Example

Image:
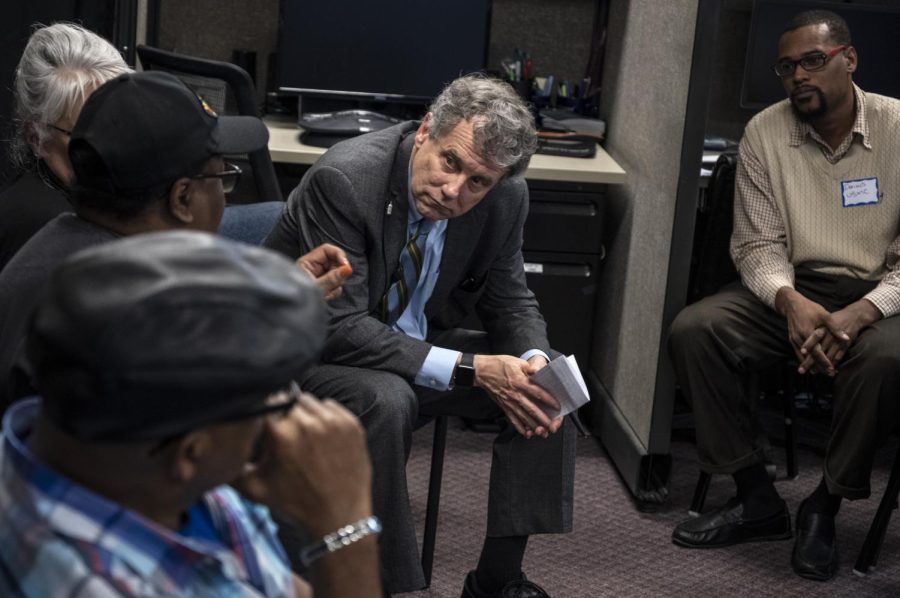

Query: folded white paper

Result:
[530,354,590,418]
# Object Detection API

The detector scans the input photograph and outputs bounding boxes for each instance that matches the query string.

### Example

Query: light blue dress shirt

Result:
[398,172,548,391]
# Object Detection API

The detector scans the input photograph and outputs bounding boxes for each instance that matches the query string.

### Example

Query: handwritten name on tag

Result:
[841,177,879,207]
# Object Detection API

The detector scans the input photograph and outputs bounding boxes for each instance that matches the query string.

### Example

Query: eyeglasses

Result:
[48,124,72,136]
[190,162,242,193]
[772,45,847,78]
[225,384,301,423]
[147,381,301,455]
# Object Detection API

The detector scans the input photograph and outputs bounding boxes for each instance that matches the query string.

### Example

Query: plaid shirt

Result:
[0,399,295,597]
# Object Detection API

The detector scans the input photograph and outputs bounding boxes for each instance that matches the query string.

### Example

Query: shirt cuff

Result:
[752,274,794,309]
[414,346,461,391]
[520,349,550,363]
[863,286,900,318]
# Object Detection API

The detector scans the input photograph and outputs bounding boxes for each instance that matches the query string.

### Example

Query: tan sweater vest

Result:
[743,92,900,282]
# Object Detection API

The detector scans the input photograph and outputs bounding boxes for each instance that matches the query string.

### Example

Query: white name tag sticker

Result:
[841,177,879,207]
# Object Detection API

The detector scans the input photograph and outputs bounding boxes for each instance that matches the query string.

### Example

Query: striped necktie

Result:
[378,218,433,324]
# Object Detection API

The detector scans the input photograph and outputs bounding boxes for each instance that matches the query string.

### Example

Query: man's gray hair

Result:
[427,73,538,178]
[10,22,130,170]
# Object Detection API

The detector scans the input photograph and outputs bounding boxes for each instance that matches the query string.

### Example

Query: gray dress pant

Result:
[285,328,576,594]
[668,268,900,500]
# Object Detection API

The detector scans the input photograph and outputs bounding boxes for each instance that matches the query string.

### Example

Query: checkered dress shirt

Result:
[730,84,900,316]
[0,398,295,597]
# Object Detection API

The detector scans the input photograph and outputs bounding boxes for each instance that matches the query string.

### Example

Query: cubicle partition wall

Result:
[588,0,714,507]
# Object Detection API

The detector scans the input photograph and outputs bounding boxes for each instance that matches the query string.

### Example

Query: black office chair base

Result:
[853,441,900,576]
[420,415,448,588]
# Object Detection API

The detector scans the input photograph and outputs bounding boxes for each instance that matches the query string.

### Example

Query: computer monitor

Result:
[276,0,492,104]
[740,0,900,110]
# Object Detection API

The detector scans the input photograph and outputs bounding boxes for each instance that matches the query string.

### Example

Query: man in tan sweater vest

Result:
[668,9,900,581]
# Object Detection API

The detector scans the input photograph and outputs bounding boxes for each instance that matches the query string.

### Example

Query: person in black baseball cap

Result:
[68,69,269,229]
[0,71,351,413]
[0,231,381,597]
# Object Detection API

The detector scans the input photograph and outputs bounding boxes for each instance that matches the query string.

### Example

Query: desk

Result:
[265,117,626,185]
[265,116,626,364]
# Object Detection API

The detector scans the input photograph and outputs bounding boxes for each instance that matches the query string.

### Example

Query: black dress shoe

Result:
[461,570,550,598]
[672,497,792,548]
[792,499,838,581]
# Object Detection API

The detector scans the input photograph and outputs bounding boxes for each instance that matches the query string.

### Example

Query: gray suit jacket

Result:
[265,121,548,381]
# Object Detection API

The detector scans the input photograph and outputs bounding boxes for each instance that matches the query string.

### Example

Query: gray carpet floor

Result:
[400,418,900,598]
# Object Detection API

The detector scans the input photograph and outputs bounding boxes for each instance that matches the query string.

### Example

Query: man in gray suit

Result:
[266,74,575,597]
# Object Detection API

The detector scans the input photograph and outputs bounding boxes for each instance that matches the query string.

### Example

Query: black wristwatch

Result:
[453,352,476,388]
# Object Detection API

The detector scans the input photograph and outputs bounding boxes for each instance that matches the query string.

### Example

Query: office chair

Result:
[135,45,283,204]
[421,415,448,587]
[686,151,801,516]
[854,439,900,576]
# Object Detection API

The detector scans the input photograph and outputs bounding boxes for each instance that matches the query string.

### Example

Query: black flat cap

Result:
[27,231,325,442]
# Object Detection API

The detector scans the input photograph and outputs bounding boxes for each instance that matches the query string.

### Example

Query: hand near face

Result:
[232,392,373,537]
[296,243,352,301]
[473,354,563,439]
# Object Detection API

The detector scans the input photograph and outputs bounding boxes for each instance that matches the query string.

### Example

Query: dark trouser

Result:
[286,329,576,594]
[668,268,900,500]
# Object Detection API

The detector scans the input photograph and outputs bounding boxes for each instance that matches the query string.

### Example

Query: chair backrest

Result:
[135,45,283,203]
[687,150,739,303]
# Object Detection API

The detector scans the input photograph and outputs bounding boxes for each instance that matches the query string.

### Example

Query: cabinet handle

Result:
[529,201,596,217]
[523,262,592,277]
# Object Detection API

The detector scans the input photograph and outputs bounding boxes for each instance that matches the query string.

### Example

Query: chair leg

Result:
[854,441,900,576]
[421,416,448,588]
[689,472,712,517]
[783,385,798,480]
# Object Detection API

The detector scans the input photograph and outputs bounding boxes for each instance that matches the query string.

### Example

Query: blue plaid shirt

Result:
[0,398,295,597]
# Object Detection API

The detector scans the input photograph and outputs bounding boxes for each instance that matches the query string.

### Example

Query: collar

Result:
[789,83,871,150]
[387,124,419,220]
[407,153,424,227]
[1,399,251,583]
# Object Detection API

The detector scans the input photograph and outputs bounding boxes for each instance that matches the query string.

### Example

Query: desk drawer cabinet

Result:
[523,181,606,366]
[524,187,605,254]
[524,251,602,364]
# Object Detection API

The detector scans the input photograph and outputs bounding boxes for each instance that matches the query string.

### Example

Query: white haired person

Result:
[0,22,129,271]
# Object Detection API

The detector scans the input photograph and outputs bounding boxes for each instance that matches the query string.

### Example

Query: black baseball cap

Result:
[26,231,325,442]
[69,71,268,196]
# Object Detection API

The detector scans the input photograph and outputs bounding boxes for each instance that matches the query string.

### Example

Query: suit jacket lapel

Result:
[382,133,417,280]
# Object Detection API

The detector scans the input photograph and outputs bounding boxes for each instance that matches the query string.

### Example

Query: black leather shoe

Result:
[792,499,838,581]
[461,570,550,598]
[672,497,792,548]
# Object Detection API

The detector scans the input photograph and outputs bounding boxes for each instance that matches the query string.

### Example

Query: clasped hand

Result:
[473,354,563,439]
[778,288,879,376]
